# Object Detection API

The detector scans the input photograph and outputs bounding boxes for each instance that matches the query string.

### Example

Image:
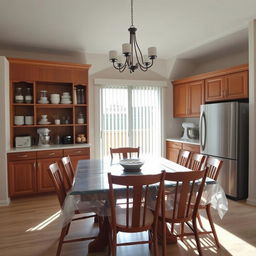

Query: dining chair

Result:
[61,156,75,190]
[161,169,208,256]
[48,162,97,256]
[107,171,165,256]
[110,147,140,160]
[177,150,191,167]
[196,157,223,248]
[188,153,206,171]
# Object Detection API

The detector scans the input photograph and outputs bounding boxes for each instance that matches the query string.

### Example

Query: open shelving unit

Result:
[8,58,91,148]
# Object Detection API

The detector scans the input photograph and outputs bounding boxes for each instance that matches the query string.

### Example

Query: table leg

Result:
[157,219,177,244]
[88,216,109,253]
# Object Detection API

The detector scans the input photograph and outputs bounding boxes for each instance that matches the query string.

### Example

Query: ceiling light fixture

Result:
[109,0,157,73]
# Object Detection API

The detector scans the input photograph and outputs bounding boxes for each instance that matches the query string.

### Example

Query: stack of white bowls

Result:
[61,92,72,104]
[50,94,60,104]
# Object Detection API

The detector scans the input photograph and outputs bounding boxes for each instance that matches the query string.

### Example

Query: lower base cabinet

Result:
[8,160,37,197]
[166,141,200,162]
[8,147,90,198]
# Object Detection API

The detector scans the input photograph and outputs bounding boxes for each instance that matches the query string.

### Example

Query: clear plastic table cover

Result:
[61,158,228,226]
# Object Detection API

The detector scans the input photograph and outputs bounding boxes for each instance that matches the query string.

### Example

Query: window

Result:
[98,84,163,159]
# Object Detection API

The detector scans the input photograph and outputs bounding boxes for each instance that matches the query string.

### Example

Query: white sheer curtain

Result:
[99,85,162,159]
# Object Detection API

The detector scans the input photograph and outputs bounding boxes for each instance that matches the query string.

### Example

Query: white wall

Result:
[191,50,248,75]
[247,20,256,205]
[0,57,10,205]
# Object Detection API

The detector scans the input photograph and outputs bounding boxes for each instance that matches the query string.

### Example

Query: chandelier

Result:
[109,0,157,73]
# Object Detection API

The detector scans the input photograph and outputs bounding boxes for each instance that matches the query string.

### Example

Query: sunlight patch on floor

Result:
[26,211,61,232]
[200,215,256,255]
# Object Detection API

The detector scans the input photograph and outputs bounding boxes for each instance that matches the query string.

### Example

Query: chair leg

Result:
[65,223,70,235]
[197,212,204,230]
[206,204,220,248]
[153,225,159,256]
[162,219,166,256]
[192,218,203,256]
[180,223,184,241]
[56,225,69,256]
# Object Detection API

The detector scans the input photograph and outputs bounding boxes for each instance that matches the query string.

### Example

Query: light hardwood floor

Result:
[1,195,256,256]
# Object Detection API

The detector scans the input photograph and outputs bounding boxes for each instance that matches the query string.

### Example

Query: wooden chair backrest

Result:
[110,147,140,159]
[61,156,75,189]
[206,157,223,180]
[48,162,67,208]
[177,150,191,167]
[189,153,206,171]
[163,169,208,222]
[108,172,165,232]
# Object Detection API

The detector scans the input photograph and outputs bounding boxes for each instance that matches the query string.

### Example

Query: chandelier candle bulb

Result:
[148,47,157,58]
[143,55,150,64]
[109,50,118,60]
[117,56,124,64]
[122,43,131,54]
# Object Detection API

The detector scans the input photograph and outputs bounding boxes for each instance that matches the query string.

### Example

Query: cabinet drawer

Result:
[8,152,36,161]
[64,147,90,156]
[182,143,200,153]
[37,150,63,159]
[166,141,182,149]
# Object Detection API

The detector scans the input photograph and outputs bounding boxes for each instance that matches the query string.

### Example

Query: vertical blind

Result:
[100,85,162,159]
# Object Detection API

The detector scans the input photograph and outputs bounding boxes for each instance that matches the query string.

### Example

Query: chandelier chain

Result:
[131,0,134,26]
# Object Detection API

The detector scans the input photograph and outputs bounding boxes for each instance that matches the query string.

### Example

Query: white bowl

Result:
[50,94,60,98]
[119,159,144,172]
[51,99,60,104]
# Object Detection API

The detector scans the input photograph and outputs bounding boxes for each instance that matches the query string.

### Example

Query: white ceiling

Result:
[0,0,255,59]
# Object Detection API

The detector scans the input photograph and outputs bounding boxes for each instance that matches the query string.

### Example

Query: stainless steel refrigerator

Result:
[200,101,248,200]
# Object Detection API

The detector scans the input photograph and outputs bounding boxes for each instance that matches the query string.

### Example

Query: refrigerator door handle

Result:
[200,111,207,151]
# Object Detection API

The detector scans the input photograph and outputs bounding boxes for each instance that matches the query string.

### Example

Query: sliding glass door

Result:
[99,85,162,159]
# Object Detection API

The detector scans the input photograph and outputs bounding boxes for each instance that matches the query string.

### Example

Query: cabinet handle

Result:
[37,162,40,168]
[18,154,28,158]
[33,162,36,170]
[49,152,56,156]
[74,151,82,154]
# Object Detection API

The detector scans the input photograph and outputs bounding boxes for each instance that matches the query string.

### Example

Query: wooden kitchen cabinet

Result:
[173,84,187,117]
[225,71,248,100]
[64,147,90,170]
[205,76,225,102]
[37,158,60,192]
[166,141,182,162]
[8,159,37,197]
[172,64,248,117]
[166,141,200,162]
[173,80,204,117]
[8,147,90,198]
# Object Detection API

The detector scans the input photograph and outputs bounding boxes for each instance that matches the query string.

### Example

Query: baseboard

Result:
[246,198,256,206]
[0,197,10,206]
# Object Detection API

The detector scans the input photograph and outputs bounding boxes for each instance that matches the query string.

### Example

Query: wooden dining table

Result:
[63,157,228,253]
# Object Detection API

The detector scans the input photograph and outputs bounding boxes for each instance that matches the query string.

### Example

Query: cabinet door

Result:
[182,143,200,153]
[69,155,90,171]
[8,160,37,197]
[37,158,61,193]
[166,147,180,162]
[173,84,187,117]
[205,76,225,102]
[187,81,204,117]
[225,71,248,99]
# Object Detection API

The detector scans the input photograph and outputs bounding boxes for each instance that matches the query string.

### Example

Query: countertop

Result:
[166,138,200,145]
[7,143,91,153]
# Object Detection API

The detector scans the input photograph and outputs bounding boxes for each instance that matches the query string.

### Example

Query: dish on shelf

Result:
[61,101,72,104]
[119,159,144,172]
[38,100,49,104]
[38,121,51,125]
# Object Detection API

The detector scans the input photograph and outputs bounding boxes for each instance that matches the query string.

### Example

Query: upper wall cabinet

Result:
[172,64,248,118]
[173,80,204,118]
[205,71,248,102]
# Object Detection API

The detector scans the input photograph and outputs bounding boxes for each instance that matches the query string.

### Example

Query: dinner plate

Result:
[119,159,144,172]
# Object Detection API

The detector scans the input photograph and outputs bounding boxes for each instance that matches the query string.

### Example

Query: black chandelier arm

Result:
[134,35,144,64]
[112,61,126,72]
